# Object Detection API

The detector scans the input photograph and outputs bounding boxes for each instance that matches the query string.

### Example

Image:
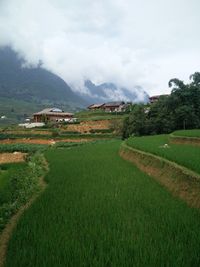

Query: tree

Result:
[122,105,147,138]
[122,72,200,138]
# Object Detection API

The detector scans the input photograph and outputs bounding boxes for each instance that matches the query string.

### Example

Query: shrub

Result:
[0,152,48,231]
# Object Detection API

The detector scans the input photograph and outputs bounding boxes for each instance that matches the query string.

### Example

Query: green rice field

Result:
[4,141,200,267]
[173,129,200,138]
[126,135,200,175]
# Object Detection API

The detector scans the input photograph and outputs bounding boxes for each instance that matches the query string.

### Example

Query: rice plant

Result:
[4,141,200,267]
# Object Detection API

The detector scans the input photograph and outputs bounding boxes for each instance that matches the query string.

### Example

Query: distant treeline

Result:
[123,72,200,138]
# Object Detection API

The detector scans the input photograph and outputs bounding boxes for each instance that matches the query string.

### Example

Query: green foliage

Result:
[0,133,51,139]
[0,143,48,153]
[75,110,128,122]
[54,142,84,149]
[89,128,113,133]
[123,72,200,137]
[5,142,200,266]
[122,104,148,138]
[0,153,47,231]
[59,131,80,135]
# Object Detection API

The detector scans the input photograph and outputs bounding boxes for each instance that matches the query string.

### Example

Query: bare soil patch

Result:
[0,153,26,164]
[0,139,53,145]
[120,144,200,209]
[0,138,92,145]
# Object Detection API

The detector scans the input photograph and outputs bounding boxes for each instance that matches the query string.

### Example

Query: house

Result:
[87,103,105,110]
[149,94,169,104]
[102,101,126,112]
[33,108,74,123]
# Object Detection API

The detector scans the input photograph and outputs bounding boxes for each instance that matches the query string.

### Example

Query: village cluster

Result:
[17,95,166,128]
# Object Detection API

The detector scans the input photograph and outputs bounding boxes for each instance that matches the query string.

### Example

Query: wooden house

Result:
[33,108,73,123]
[102,101,126,112]
[87,103,105,110]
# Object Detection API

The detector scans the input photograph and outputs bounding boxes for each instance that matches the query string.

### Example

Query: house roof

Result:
[103,101,125,107]
[88,103,105,109]
[33,108,73,116]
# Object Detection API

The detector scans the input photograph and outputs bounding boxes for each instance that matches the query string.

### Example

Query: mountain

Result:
[0,47,87,124]
[77,80,149,104]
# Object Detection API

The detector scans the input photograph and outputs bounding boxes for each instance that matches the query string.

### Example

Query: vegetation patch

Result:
[89,128,113,134]
[120,143,200,209]
[0,153,48,232]
[0,143,48,153]
[0,153,48,267]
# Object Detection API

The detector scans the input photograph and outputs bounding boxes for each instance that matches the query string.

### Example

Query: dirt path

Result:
[0,164,48,267]
[0,153,26,164]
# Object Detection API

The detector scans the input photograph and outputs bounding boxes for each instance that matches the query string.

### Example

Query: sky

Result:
[0,0,200,96]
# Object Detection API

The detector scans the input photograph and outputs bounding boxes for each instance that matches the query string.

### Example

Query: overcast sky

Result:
[0,0,200,95]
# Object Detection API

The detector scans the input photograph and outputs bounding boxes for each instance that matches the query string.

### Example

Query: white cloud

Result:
[0,0,200,96]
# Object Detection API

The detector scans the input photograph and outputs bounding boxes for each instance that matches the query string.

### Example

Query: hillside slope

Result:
[0,47,87,123]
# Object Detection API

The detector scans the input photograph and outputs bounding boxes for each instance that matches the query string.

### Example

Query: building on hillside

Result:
[149,94,169,104]
[33,108,74,123]
[87,103,105,110]
[102,101,126,112]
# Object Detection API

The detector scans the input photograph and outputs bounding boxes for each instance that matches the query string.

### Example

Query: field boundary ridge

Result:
[170,133,200,146]
[120,142,200,209]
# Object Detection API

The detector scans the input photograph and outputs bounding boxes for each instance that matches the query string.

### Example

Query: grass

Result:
[173,129,200,138]
[126,135,200,174]
[0,164,23,205]
[75,110,128,121]
[4,141,200,266]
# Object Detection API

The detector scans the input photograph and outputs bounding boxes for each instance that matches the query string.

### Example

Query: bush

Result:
[0,152,48,231]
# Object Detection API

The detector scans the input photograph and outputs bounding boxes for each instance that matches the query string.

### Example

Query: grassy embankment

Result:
[4,141,200,267]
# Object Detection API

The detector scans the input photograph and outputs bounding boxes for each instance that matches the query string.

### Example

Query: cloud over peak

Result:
[0,0,200,96]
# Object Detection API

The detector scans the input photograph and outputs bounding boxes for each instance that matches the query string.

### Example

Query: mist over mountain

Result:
[0,46,150,124]
[76,80,149,104]
[0,47,86,109]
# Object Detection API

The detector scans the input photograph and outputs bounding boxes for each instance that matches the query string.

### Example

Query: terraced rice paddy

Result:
[173,129,200,138]
[4,141,200,267]
[126,135,200,175]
